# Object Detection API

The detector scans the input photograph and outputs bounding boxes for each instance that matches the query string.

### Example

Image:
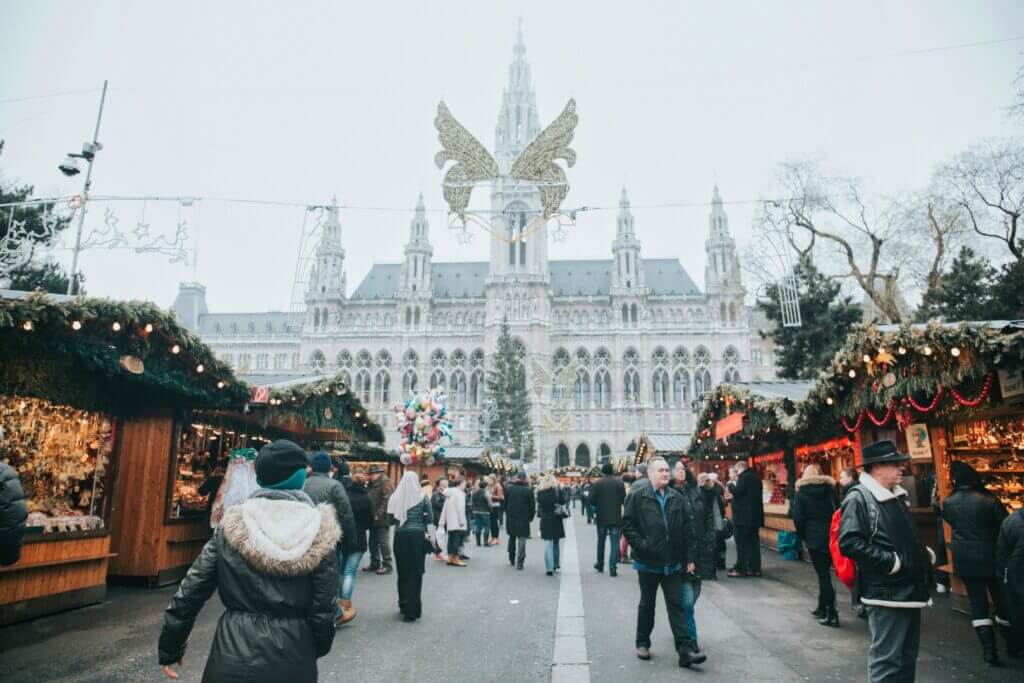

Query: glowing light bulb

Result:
[171,344,180,354]
[951,347,961,357]
[848,369,857,378]
[112,321,122,332]
[71,320,82,330]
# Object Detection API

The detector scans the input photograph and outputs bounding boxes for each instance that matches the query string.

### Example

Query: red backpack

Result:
[829,508,856,589]
[829,489,879,590]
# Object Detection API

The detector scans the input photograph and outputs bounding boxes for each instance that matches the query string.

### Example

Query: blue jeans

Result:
[338,548,364,602]
[472,512,491,544]
[680,578,702,642]
[544,538,561,573]
[596,525,621,572]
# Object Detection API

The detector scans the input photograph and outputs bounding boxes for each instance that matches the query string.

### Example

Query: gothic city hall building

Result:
[171,30,777,470]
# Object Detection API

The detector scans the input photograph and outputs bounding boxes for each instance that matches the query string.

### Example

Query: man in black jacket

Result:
[0,459,28,567]
[622,457,704,667]
[505,471,535,569]
[303,453,357,624]
[727,461,764,578]
[591,463,626,576]
[839,440,935,682]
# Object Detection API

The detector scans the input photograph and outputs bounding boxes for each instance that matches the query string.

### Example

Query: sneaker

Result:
[636,646,651,660]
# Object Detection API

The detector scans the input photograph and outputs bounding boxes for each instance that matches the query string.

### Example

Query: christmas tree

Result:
[480,319,534,463]
[916,246,995,322]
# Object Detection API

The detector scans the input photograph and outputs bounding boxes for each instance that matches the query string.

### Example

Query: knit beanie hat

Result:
[256,440,310,489]
[311,452,332,474]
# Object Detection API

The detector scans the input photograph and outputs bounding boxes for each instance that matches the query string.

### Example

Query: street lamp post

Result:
[66,80,108,296]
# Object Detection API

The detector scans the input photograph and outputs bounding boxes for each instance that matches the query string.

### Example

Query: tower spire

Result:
[495,22,540,157]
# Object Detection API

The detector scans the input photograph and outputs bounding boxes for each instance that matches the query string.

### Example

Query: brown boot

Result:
[448,556,467,567]
[338,599,357,625]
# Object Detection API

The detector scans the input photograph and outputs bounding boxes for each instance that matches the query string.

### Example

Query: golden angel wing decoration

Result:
[434,102,499,222]
[510,99,578,218]
[555,359,579,396]
[530,356,552,401]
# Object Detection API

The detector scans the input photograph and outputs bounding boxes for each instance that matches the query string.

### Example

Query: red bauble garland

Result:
[950,374,994,408]
[908,386,944,413]
[866,402,895,427]
[842,411,865,434]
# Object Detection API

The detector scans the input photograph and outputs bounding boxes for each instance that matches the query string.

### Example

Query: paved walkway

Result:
[1,511,1020,681]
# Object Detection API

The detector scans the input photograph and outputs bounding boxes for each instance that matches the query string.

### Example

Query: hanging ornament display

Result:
[394,389,453,466]
[883,372,897,389]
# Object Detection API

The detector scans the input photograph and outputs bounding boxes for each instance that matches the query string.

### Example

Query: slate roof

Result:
[443,445,488,461]
[349,258,701,301]
[197,311,292,336]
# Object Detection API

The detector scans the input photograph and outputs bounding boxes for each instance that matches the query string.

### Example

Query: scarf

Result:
[387,471,425,526]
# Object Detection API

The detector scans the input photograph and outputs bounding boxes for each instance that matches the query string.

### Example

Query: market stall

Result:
[0,292,244,623]
[688,380,844,550]
[805,321,1024,610]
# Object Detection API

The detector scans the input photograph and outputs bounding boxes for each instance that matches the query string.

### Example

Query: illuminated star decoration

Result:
[133,221,151,240]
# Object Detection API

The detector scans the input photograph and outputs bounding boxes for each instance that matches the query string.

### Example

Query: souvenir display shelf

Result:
[947,417,1024,511]
[0,396,115,535]
[168,414,271,521]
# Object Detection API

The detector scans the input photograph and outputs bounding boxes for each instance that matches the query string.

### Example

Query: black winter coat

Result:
[537,488,565,540]
[731,468,764,528]
[942,485,1008,579]
[303,473,356,549]
[623,484,696,569]
[0,461,28,567]
[159,490,339,683]
[996,509,1024,633]
[791,475,839,552]
[505,481,535,538]
[591,475,626,527]
[342,478,373,553]
[839,475,932,607]
[674,481,715,579]
[431,488,446,526]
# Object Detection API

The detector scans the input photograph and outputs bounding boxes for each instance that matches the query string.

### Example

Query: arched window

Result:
[431,348,447,368]
[574,370,591,409]
[374,370,390,405]
[356,370,372,404]
[451,370,467,408]
[694,368,712,398]
[556,444,570,468]
[719,302,727,321]
[623,347,640,366]
[729,302,737,323]
[723,346,740,364]
[403,349,418,367]
[470,370,484,407]
[724,367,740,384]
[652,368,669,407]
[594,347,611,366]
[624,368,640,403]
[694,346,712,366]
[630,303,638,324]
[672,346,690,367]
[376,349,392,368]
[313,309,320,328]
[652,346,669,367]
[338,370,352,389]
[402,370,418,396]
[356,349,372,368]
[599,443,611,460]
[575,443,591,467]
[673,369,690,405]
[414,307,420,326]
[594,369,611,408]
[430,369,446,390]
[470,349,484,368]
[451,348,466,368]
[622,304,629,326]
[310,350,326,374]
[506,202,529,267]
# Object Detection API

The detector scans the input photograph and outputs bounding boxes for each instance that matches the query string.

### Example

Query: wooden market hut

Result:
[805,320,1024,611]
[687,380,848,549]
[0,291,246,624]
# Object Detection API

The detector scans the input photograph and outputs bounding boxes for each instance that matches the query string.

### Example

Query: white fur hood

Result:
[221,490,340,577]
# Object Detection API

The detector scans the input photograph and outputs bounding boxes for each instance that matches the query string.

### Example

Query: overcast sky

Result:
[1,1,1021,312]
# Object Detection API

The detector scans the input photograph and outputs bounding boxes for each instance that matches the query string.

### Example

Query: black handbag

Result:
[717,517,734,541]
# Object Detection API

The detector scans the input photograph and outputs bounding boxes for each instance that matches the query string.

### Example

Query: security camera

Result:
[59,155,81,177]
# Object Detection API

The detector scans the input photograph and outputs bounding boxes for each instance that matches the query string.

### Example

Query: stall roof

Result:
[443,445,488,461]
[238,374,323,389]
[876,321,1024,332]
[731,381,815,402]
[642,433,690,453]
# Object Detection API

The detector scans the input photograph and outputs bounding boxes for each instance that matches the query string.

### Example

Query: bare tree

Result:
[757,161,915,323]
[1012,64,1024,123]
[939,139,1024,262]
[900,192,965,300]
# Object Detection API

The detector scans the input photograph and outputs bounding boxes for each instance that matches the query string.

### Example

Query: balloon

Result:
[405,407,416,419]
[400,452,413,465]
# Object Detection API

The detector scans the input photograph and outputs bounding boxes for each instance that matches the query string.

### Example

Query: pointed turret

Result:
[402,193,432,292]
[704,185,744,325]
[305,198,346,331]
[617,186,635,237]
[611,186,645,295]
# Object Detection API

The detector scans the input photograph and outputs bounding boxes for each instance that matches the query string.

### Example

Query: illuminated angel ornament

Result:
[434,97,579,234]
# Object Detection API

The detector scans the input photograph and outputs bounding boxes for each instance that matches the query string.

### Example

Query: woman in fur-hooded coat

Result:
[158,440,340,683]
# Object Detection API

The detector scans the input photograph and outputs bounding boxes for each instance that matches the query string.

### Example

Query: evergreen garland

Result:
[265,373,383,442]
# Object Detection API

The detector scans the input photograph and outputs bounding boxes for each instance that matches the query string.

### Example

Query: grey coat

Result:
[303,472,356,547]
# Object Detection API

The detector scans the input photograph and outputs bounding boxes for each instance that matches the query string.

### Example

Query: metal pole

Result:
[67,80,108,295]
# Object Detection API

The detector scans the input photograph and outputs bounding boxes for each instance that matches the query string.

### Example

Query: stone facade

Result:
[171,29,778,471]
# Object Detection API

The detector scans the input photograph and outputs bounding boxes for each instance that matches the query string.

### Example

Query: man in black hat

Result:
[839,440,935,682]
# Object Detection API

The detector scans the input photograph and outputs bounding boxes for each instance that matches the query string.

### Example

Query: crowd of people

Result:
[0,432,1004,682]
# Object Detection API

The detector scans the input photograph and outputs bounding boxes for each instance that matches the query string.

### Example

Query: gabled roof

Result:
[349,258,701,301]
[641,433,691,453]
[444,445,488,461]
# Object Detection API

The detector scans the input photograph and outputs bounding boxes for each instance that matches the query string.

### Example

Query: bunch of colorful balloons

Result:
[395,389,453,465]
